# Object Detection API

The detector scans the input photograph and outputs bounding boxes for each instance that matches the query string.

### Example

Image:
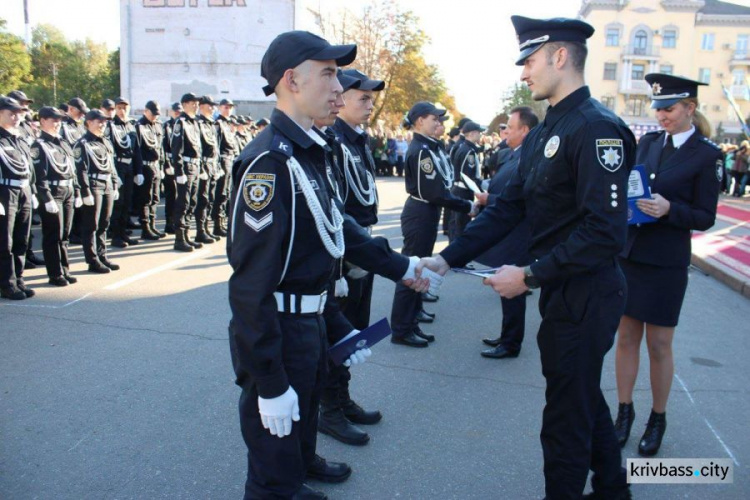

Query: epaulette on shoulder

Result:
[700,136,721,151]
[271,133,293,157]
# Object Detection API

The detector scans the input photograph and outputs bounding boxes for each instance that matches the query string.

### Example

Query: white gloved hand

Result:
[112,189,120,201]
[344,347,372,367]
[0,202,5,216]
[74,197,83,208]
[165,167,175,176]
[32,195,39,210]
[345,263,369,280]
[199,172,209,181]
[217,169,225,178]
[334,277,349,298]
[134,174,145,186]
[82,195,95,206]
[420,266,445,296]
[258,386,300,438]
[44,200,59,214]
[176,175,187,185]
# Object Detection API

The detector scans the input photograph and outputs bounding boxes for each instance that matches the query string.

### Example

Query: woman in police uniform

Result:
[614,74,721,456]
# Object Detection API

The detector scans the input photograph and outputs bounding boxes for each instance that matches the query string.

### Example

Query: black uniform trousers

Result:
[390,198,440,337]
[498,294,526,353]
[448,186,473,242]
[137,164,161,225]
[80,183,114,265]
[195,171,214,229]
[211,156,232,223]
[536,261,625,499]
[111,159,134,237]
[238,314,327,499]
[40,185,74,279]
[173,165,199,230]
[0,186,32,289]
[163,171,176,227]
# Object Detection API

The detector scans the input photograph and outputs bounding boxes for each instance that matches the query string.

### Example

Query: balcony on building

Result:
[731,84,750,101]
[621,43,660,60]
[619,79,651,95]
[730,51,750,66]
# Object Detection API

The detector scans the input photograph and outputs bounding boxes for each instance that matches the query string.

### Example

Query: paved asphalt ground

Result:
[2,176,749,499]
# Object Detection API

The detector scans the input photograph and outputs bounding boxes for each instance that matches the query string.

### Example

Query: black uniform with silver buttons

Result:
[449,129,483,241]
[170,109,202,233]
[214,111,238,232]
[133,111,164,234]
[109,113,137,241]
[162,109,179,230]
[196,109,219,241]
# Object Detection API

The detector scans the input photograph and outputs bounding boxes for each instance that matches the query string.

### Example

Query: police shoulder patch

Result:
[73,146,82,160]
[242,172,276,211]
[716,158,724,182]
[467,154,475,165]
[172,120,182,137]
[596,138,624,172]
[30,146,40,160]
[420,156,434,174]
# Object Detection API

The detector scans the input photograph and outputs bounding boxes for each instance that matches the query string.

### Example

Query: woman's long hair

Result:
[683,97,711,138]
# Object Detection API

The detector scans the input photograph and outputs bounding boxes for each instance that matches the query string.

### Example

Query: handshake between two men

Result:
[415,254,530,299]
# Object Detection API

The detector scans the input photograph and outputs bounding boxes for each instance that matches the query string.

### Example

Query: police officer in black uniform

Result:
[449,121,484,241]
[162,102,182,234]
[0,97,37,300]
[390,102,475,348]
[109,97,139,248]
[418,17,635,499]
[195,95,220,244]
[74,110,120,274]
[214,98,238,237]
[171,93,203,252]
[133,100,165,241]
[31,106,81,286]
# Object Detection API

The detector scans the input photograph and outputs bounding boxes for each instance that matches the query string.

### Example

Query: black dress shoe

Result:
[614,402,635,447]
[195,232,217,244]
[422,310,436,318]
[292,483,327,500]
[391,331,429,347]
[63,273,78,284]
[111,238,129,248]
[16,282,35,298]
[413,327,435,342]
[101,259,120,271]
[482,336,502,347]
[416,310,434,323]
[306,454,352,484]
[638,410,666,456]
[88,262,111,274]
[342,399,382,425]
[24,259,36,270]
[49,276,69,287]
[122,234,139,245]
[421,291,439,302]
[480,345,519,359]
[26,252,45,266]
[1,286,26,300]
[318,407,369,446]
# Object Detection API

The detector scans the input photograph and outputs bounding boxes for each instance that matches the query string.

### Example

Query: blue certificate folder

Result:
[627,165,657,225]
[328,318,392,366]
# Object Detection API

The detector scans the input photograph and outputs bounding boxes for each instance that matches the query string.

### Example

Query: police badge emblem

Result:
[716,159,724,182]
[596,139,624,172]
[420,157,434,174]
[242,173,275,211]
[30,147,39,160]
[73,147,82,160]
[544,136,560,158]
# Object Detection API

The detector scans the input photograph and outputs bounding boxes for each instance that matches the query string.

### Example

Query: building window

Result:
[733,69,746,85]
[606,28,620,47]
[625,96,648,117]
[660,64,673,75]
[604,62,617,80]
[737,34,749,58]
[699,68,711,84]
[601,96,616,110]
[663,29,677,48]
[634,30,648,54]
[701,33,715,51]
[632,63,645,81]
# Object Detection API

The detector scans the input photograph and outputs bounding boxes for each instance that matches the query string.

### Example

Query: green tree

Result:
[499,82,547,120]
[0,18,32,95]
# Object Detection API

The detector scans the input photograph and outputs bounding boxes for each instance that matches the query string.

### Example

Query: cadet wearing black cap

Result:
[227,30,364,500]
[418,16,635,499]
[62,97,88,147]
[449,120,484,241]
[31,106,81,286]
[109,97,139,248]
[8,91,37,147]
[213,98,238,237]
[195,95,220,244]
[74,109,120,274]
[613,73,720,459]
[0,97,37,300]
[170,93,203,252]
[389,102,475,347]
[449,116,472,163]
[255,117,270,131]
[133,100,166,240]
[162,102,182,234]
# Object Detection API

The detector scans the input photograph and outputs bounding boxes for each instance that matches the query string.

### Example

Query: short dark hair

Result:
[545,41,587,73]
[509,106,539,130]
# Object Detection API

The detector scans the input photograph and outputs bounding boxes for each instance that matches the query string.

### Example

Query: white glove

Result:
[82,195,95,206]
[159,170,165,179]
[32,196,39,210]
[258,386,300,438]
[421,267,445,296]
[334,277,349,298]
[345,263,369,279]
[176,175,187,185]
[44,200,59,214]
[0,202,5,216]
[199,172,209,181]
[112,189,120,201]
[218,169,225,178]
[74,197,83,208]
[339,330,372,367]
[165,167,175,176]
[469,200,481,218]
[134,174,144,186]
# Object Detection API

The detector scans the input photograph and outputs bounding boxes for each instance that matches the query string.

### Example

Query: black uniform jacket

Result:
[31,131,79,203]
[226,109,353,399]
[72,131,117,197]
[0,127,35,192]
[170,113,202,177]
[133,116,164,176]
[621,130,720,268]
[451,139,482,193]
[441,86,636,285]
[332,118,379,227]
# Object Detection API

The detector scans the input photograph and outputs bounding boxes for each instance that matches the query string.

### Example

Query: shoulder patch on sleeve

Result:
[272,134,293,157]
[244,212,273,232]
[73,145,82,160]
[30,145,40,160]
[596,138,624,172]
[172,120,182,137]
[420,156,434,174]
[716,158,724,182]
[242,172,276,211]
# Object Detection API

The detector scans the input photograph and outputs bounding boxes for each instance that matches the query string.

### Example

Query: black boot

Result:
[341,395,382,425]
[614,402,635,447]
[205,219,220,241]
[26,250,44,267]
[195,220,217,244]
[173,229,194,252]
[164,222,176,234]
[184,229,203,249]
[150,217,166,238]
[121,232,139,246]
[638,410,666,456]
[318,404,369,446]
[213,218,228,237]
[140,222,161,241]
[306,454,351,483]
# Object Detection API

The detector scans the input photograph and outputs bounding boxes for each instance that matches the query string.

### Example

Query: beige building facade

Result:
[580,0,750,139]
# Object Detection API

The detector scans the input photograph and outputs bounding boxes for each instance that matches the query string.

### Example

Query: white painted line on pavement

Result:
[0,292,93,309]
[103,248,211,291]
[675,373,740,466]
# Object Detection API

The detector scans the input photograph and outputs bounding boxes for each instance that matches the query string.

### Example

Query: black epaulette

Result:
[700,136,721,151]
[271,134,293,158]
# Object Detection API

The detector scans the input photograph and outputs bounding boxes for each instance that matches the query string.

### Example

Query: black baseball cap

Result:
[645,73,706,109]
[85,109,111,121]
[462,121,485,134]
[449,127,460,138]
[38,106,66,119]
[114,96,130,106]
[180,92,200,103]
[101,99,115,109]
[261,30,357,96]
[145,100,161,115]
[340,69,385,91]
[171,102,183,112]
[8,90,33,104]
[457,117,472,129]
[511,16,595,65]
[256,117,270,127]
[405,101,445,126]
[337,69,362,92]
[219,98,234,106]
[0,97,28,112]
[199,95,217,106]
[68,97,89,113]
[59,103,69,112]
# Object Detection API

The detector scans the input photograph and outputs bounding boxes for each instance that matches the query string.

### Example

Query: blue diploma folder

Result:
[328,318,392,366]
[627,165,657,225]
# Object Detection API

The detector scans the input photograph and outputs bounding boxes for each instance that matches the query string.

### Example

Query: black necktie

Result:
[660,134,675,166]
